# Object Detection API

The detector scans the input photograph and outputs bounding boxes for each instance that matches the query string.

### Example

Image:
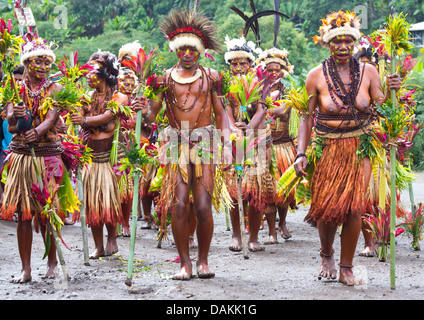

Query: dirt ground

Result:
[0,172,423,306]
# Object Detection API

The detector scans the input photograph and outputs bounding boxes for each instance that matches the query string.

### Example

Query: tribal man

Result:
[258,47,296,243]
[133,9,230,280]
[294,10,401,285]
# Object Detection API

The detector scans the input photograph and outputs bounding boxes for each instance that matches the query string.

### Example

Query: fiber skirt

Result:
[80,154,123,227]
[273,141,296,207]
[224,144,276,213]
[305,137,369,226]
[1,153,65,226]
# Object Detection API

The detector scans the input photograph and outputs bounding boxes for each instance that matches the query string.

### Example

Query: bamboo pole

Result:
[225,206,230,231]
[77,167,90,266]
[389,51,397,290]
[125,107,143,286]
[237,176,248,259]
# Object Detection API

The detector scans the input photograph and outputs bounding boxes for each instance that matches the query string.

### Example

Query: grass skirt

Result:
[224,148,276,213]
[81,152,123,227]
[1,153,65,229]
[273,141,296,207]
[305,137,368,226]
[224,126,276,213]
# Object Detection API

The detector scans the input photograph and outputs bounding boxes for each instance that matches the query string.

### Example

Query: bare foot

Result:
[105,237,118,256]
[339,265,363,286]
[89,248,105,259]
[63,218,75,225]
[11,269,32,284]
[189,237,197,249]
[42,264,59,279]
[172,265,192,280]
[140,220,152,229]
[229,236,242,252]
[264,234,277,245]
[196,263,215,279]
[359,246,376,257]
[318,249,337,280]
[279,224,292,240]
[122,225,130,237]
[248,241,265,252]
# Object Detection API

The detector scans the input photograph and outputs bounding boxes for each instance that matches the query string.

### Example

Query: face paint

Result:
[176,46,200,69]
[229,58,251,76]
[329,35,355,64]
[27,56,52,80]
[266,62,283,81]
[86,61,103,88]
[119,77,136,94]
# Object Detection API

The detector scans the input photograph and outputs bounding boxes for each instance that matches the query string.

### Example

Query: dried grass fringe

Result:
[1,153,64,229]
[273,142,296,206]
[80,159,123,227]
[305,137,367,226]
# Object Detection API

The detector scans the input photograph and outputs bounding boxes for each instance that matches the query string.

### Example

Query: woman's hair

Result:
[89,50,119,87]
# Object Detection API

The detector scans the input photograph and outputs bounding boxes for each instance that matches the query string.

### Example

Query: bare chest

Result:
[165,73,213,128]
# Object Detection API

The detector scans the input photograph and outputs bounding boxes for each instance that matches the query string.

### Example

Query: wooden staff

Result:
[125,101,144,287]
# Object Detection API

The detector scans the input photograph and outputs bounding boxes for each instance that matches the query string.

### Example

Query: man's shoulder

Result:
[203,67,220,80]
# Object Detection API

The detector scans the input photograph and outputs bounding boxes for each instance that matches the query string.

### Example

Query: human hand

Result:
[57,123,68,133]
[386,73,402,92]
[294,156,308,177]
[69,113,84,125]
[234,121,251,131]
[131,95,149,114]
[13,103,26,119]
[23,128,38,143]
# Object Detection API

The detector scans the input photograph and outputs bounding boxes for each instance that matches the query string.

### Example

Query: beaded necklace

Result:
[91,87,113,115]
[22,76,50,116]
[322,56,361,111]
[164,65,216,153]
[166,65,205,113]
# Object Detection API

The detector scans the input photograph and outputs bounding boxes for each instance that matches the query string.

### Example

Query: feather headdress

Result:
[21,37,56,64]
[224,35,261,64]
[160,9,221,56]
[118,40,142,62]
[256,47,294,78]
[313,10,361,46]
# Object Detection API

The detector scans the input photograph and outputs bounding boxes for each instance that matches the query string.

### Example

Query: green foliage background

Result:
[1,0,424,169]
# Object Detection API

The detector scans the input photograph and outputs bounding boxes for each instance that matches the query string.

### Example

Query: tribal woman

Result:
[2,38,67,282]
[294,10,401,286]
[70,50,127,259]
[257,47,296,243]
